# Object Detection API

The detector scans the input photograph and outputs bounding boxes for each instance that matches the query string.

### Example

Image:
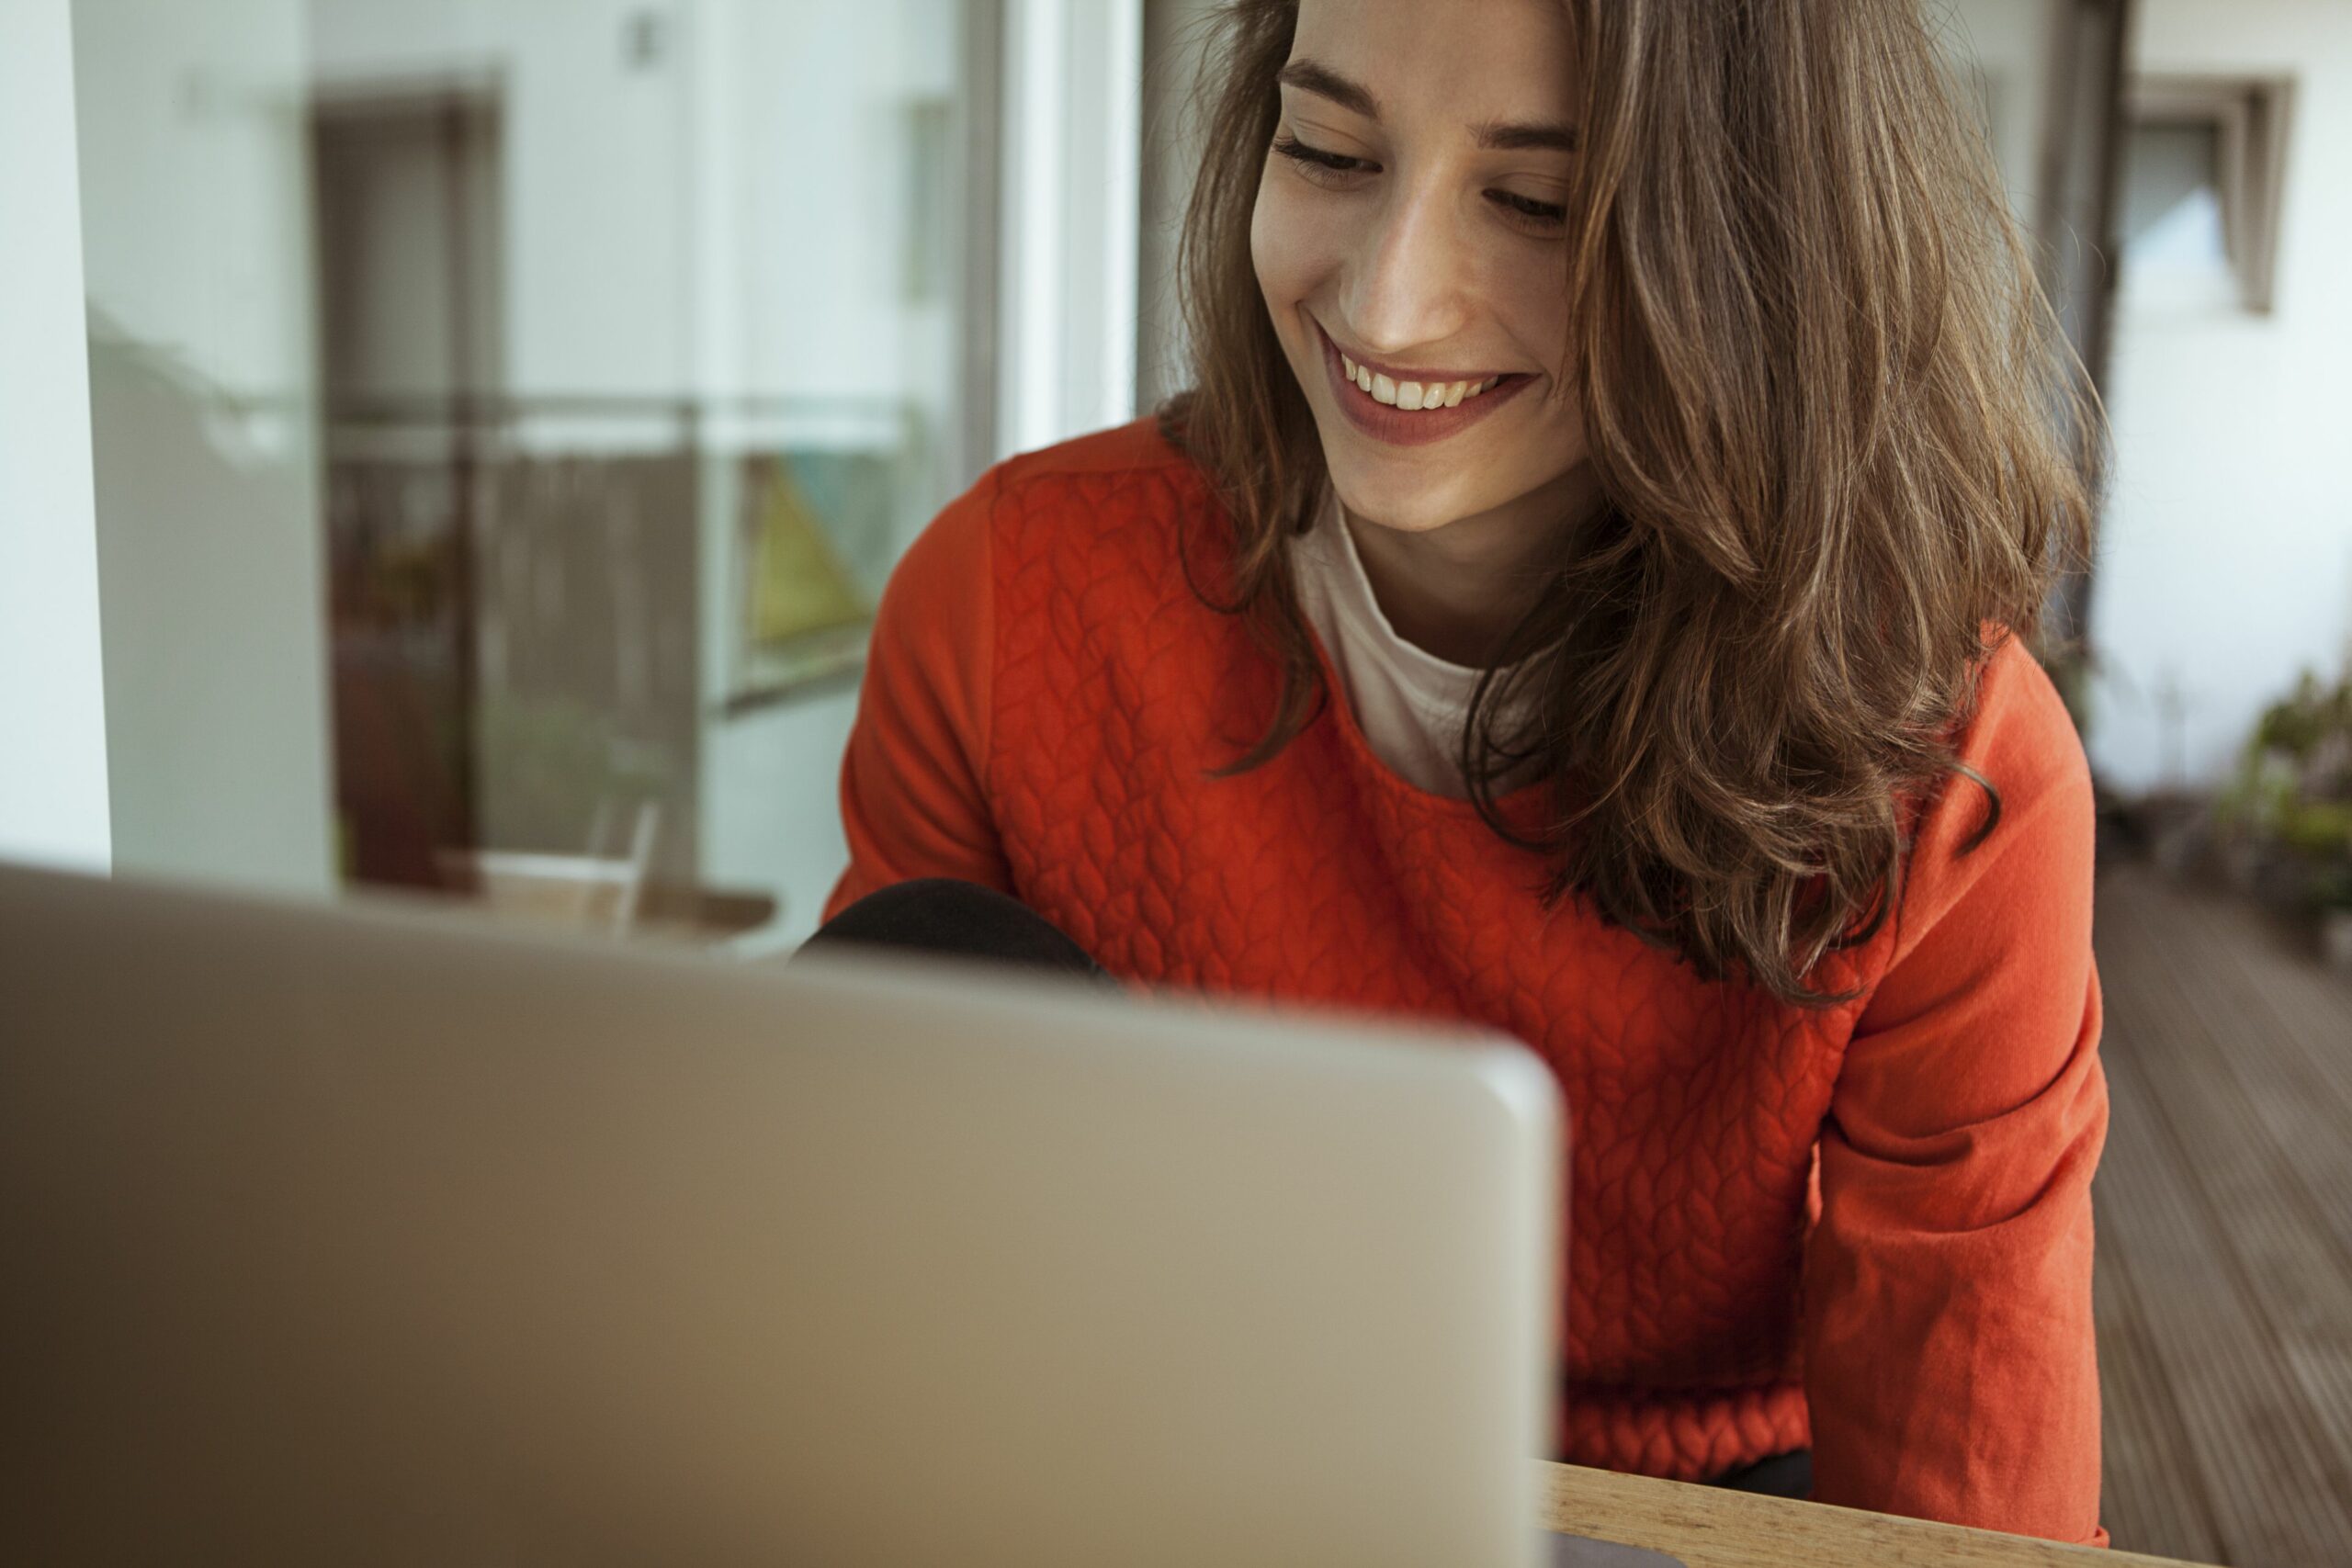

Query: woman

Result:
[806,0,2109,1546]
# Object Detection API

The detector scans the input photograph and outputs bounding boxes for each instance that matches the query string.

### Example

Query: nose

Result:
[1340,176,1476,366]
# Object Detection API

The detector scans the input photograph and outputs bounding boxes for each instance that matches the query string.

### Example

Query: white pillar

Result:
[0,0,111,874]
[73,0,335,894]
[999,0,1144,459]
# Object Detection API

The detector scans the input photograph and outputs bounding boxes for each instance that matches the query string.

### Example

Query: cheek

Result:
[1250,175,1325,304]
[1498,261,1577,398]
[1248,177,1288,299]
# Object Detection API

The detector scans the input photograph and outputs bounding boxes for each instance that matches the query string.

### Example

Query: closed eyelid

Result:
[1272,135,1567,228]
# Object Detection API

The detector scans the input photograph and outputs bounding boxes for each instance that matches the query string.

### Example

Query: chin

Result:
[1326,468,1481,535]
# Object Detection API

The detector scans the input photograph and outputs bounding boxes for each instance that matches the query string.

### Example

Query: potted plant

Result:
[2215,663,2352,968]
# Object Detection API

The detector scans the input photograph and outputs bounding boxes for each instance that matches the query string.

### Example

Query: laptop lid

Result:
[0,861,1561,1566]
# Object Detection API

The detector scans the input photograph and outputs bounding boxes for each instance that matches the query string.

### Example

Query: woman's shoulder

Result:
[1948,625,2091,818]
[983,413,1208,550]
[1897,623,2095,893]
[880,415,1216,662]
[899,415,1211,608]
[996,412,1200,491]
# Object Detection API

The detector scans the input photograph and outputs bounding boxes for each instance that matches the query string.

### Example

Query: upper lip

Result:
[1317,318,1519,385]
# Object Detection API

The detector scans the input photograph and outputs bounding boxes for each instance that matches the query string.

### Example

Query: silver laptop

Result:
[0,860,1562,1567]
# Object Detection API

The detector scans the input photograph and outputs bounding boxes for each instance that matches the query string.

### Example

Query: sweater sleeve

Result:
[1800,634,2111,1549]
[819,464,1012,928]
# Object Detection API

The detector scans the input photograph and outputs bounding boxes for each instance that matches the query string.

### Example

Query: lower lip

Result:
[1318,324,1532,447]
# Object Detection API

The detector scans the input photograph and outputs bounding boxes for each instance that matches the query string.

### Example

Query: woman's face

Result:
[1251,0,1588,539]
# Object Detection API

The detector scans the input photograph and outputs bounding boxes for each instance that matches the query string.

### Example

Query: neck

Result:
[1338,460,1602,669]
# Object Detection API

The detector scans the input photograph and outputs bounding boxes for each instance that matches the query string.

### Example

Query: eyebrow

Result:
[1274,57,1579,153]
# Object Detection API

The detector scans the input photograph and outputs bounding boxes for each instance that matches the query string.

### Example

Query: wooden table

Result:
[1538,1462,2212,1566]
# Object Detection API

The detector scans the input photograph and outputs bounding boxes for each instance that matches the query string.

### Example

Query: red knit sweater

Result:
[823,416,2110,1548]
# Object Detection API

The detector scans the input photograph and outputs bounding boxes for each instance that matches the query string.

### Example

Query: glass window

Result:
[66,0,997,949]
[2119,75,2294,314]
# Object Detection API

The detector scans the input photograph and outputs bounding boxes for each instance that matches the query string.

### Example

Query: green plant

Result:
[2253,670,2352,758]
[2219,661,2352,914]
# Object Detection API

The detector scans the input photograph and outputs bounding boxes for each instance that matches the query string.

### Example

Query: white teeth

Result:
[1344,355,1500,409]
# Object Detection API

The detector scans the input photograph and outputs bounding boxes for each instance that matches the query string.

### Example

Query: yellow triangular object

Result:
[749,462,871,647]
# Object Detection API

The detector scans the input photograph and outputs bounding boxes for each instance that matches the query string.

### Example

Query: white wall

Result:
[70,0,337,894]
[2086,0,2352,794]
[1939,0,2059,229]
[311,0,688,414]
[0,0,111,875]
[310,0,954,429]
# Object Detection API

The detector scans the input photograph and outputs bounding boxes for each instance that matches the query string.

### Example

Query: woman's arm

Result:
[1801,636,2111,1548]
[821,464,1013,925]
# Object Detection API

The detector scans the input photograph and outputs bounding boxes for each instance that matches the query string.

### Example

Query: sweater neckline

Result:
[1294,598,1555,826]
[1305,487,1538,700]
[1289,488,1555,824]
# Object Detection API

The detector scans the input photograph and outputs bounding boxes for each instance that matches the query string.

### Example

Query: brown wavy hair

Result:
[1152,0,2105,1009]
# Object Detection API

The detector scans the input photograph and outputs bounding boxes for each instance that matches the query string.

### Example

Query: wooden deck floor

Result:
[2090,855,2352,1566]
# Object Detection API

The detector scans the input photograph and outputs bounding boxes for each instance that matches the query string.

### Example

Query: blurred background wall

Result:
[71,0,334,893]
[2089,0,2352,797]
[0,0,109,875]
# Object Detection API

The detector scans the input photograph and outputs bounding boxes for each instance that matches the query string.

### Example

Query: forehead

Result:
[1286,0,1579,118]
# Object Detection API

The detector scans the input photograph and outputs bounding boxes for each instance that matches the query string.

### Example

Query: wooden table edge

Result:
[1535,1461,2211,1567]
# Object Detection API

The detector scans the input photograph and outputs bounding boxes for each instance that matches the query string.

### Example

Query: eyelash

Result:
[1269,133,1568,233]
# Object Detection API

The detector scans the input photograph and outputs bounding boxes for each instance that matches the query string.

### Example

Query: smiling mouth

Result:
[1313,315,1535,445]
[1314,318,1528,403]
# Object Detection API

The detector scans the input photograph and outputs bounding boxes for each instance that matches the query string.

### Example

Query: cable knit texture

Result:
[823,416,2110,1549]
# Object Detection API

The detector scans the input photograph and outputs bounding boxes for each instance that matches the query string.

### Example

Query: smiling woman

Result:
[810,0,2111,1550]
[1245,6,1600,669]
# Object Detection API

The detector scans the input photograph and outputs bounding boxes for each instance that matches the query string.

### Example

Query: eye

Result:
[1489,189,1568,231]
[1270,133,1372,182]
[1268,134,1567,235]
